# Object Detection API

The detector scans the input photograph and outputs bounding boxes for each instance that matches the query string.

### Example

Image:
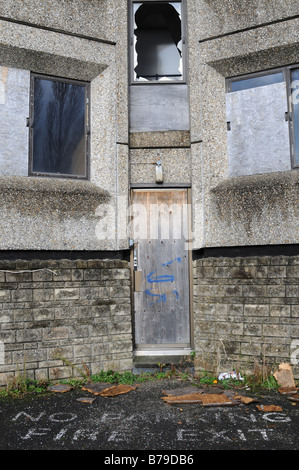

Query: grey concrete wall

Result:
[196,0,299,40]
[1,1,299,253]
[189,12,299,249]
[0,0,117,43]
[193,255,299,379]
[130,147,191,185]
[208,171,299,247]
[0,177,114,251]
[0,0,130,252]
[0,258,132,386]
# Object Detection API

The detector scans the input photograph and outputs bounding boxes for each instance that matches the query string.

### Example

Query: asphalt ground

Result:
[0,378,298,457]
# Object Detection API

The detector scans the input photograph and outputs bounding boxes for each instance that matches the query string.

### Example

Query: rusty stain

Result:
[1,67,8,84]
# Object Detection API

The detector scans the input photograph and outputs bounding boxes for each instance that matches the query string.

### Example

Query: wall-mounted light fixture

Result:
[155,160,163,183]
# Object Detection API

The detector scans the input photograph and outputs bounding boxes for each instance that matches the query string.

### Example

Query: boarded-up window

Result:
[226,71,291,177]
[226,66,299,176]
[0,67,30,176]
[291,68,299,166]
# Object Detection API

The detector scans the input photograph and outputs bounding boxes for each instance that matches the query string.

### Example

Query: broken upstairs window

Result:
[29,74,90,179]
[132,1,184,82]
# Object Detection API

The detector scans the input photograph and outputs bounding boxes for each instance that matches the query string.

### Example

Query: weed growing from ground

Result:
[0,366,294,399]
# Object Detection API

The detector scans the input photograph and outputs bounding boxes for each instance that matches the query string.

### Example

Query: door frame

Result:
[129,185,194,356]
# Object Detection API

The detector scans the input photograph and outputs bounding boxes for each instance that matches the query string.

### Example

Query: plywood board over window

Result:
[226,65,299,176]
[0,67,30,176]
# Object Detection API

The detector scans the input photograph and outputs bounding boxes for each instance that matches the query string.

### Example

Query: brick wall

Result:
[1,254,298,385]
[193,255,299,379]
[0,258,132,386]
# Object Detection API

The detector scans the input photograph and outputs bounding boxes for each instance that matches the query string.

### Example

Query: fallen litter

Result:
[81,382,138,397]
[218,371,244,381]
[161,386,265,407]
[99,384,139,397]
[47,384,73,393]
[201,394,234,407]
[162,393,204,404]
[76,397,96,404]
[256,405,283,412]
[161,388,240,407]
[81,383,113,395]
[233,394,259,405]
[162,386,204,396]
[278,387,298,395]
[286,394,299,403]
[274,363,296,388]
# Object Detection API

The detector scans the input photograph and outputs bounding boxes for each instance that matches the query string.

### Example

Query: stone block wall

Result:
[193,255,299,379]
[0,258,132,386]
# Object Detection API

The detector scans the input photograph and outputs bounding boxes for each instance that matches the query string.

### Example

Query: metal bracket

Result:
[133,248,138,271]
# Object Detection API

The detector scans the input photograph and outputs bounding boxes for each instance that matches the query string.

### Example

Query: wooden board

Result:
[132,189,190,348]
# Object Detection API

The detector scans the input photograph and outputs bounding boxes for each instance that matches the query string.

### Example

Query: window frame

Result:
[226,64,299,170]
[28,72,90,180]
[129,0,187,85]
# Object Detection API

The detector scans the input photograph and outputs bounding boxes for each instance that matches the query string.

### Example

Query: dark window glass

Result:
[31,76,88,178]
[291,68,299,166]
[230,72,283,92]
[133,2,183,82]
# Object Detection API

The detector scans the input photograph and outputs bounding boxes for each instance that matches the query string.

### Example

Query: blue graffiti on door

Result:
[145,257,182,305]
[144,289,167,305]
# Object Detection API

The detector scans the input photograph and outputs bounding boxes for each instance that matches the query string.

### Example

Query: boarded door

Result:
[131,189,191,351]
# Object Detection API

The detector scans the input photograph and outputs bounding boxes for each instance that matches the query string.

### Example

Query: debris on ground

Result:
[98,384,139,397]
[286,394,299,403]
[161,387,248,407]
[82,383,113,395]
[160,382,298,408]
[76,397,96,404]
[81,383,138,397]
[233,394,259,405]
[218,371,244,381]
[47,384,73,393]
[45,374,297,412]
[201,394,234,407]
[256,405,283,412]
[278,387,298,395]
[162,393,204,405]
[274,363,296,388]
[162,386,204,396]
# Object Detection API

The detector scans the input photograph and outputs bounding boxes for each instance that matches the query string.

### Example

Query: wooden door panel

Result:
[132,189,190,348]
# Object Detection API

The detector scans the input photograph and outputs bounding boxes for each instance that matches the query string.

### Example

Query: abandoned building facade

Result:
[0,0,299,384]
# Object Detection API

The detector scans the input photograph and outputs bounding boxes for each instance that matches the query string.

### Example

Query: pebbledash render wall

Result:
[193,255,299,379]
[0,259,131,386]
